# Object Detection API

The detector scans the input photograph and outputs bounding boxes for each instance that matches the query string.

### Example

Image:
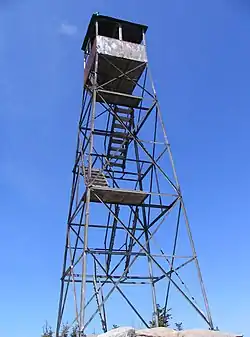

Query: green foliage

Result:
[42,321,53,337]
[174,322,183,331]
[41,322,81,337]
[61,323,70,337]
[70,325,79,337]
[149,305,184,331]
[149,304,172,328]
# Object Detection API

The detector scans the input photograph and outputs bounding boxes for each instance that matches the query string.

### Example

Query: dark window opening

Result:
[122,24,143,44]
[98,20,143,44]
[98,21,119,40]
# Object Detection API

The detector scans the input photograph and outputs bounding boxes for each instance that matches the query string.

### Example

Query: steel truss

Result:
[56,17,214,337]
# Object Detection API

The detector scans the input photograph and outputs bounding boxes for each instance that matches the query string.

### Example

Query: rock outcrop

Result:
[96,326,242,337]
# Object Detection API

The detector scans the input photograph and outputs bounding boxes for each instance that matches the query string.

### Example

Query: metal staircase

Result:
[107,106,134,170]
[84,168,108,187]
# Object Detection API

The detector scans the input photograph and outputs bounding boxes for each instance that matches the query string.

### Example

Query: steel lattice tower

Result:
[56,14,214,337]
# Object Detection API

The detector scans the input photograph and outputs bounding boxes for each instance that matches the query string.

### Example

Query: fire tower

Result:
[56,14,214,336]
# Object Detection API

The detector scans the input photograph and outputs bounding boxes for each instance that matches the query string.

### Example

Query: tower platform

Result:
[89,186,149,205]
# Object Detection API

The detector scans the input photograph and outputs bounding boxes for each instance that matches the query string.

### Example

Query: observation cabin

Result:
[82,14,148,108]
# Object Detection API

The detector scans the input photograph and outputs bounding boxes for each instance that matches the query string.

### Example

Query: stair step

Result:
[85,168,101,173]
[111,138,125,144]
[114,123,127,130]
[84,168,109,186]
[90,172,104,176]
[115,116,131,122]
[109,162,124,168]
[109,154,125,160]
[90,177,107,182]
[89,175,106,181]
[89,175,107,181]
[110,147,126,153]
[116,107,133,114]
[112,132,131,138]
[92,181,107,186]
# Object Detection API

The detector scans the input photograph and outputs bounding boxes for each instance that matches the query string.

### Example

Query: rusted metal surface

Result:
[96,36,147,63]
[90,186,149,205]
[84,39,96,85]
[96,89,142,107]
[96,55,146,94]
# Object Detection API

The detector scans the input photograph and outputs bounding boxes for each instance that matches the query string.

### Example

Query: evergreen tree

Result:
[61,323,70,337]
[175,322,183,331]
[149,304,172,327]
[71,325,79,337]
[41,321,53,337]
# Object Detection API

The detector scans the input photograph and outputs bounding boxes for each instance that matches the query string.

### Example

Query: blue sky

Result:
[0,0,249,336]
